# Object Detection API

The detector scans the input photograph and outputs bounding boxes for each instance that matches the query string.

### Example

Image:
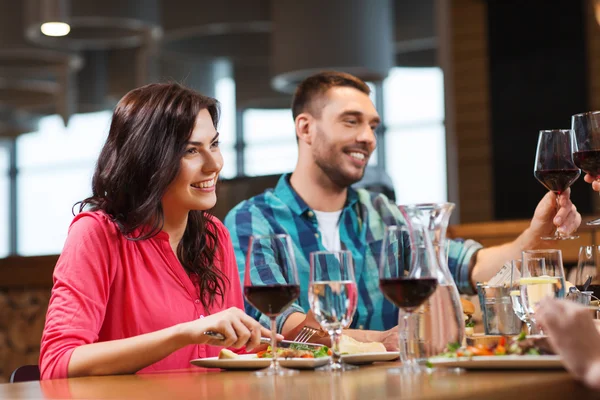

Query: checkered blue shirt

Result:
[224,174,482,332]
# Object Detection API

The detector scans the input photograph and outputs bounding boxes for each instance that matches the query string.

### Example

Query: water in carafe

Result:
[398,203,465,363]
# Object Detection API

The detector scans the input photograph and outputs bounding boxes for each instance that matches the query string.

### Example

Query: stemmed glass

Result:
[509,259,536,335]
[575,245,600,299]
[378,225,438,374]
[533,129,580,240]
[308,250,358,371]
[572,111,600,225]
[520,249,567,335]
[244,234,300,376]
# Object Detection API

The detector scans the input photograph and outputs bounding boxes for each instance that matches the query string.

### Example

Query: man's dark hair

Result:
[291,71,371,120]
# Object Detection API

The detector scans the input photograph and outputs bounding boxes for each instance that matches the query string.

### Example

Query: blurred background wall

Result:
[0,0,599,381]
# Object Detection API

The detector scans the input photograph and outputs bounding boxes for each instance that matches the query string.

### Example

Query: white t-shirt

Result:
[313,209,342,252]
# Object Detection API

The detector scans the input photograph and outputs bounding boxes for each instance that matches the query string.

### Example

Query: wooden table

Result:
[1,363,598,400]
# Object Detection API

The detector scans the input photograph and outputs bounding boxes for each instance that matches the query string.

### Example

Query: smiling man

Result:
[224,71,581,349]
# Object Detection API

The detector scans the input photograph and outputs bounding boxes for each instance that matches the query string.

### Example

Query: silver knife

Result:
[203,331,324,349]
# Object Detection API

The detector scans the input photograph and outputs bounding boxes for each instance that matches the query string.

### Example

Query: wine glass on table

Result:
[244,234,300,377]
[534,129,580,240]
[308,250,358,371]
[509,259,537,335]
[378,225,438,374]
[572,111,600,225]
[520,249,567,335]
[575,245,600,301]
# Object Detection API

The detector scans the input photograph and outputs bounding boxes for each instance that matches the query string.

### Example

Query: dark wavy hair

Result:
[77,82,228,309]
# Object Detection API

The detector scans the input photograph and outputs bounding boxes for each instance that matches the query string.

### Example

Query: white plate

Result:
[428,355,564,370]
[190,354,330,370]
[341,352,400,365]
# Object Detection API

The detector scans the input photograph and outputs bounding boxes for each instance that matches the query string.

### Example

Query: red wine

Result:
[244,284,300,317]
[534,169,580,194]
[574,150,600,177]
[379,278,438,311]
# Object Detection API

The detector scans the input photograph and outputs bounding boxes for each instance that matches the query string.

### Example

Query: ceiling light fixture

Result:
[40,22,70,37]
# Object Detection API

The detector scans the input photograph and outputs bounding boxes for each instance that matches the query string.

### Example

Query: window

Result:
[383,67,447,204]
[243,109,297,176]
[0,142,9,258]
[215,76,237,178]
[16,112,111,256]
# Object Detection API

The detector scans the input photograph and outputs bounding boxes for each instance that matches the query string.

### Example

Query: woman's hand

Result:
[178,307,277,352]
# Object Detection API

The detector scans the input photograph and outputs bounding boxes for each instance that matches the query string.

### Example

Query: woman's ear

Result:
[295,113,313,145]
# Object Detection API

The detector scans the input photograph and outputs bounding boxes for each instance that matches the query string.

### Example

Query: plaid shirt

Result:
[224,174,482,332]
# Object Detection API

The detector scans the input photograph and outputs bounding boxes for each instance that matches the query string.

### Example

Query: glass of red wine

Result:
[572,111,600,225]
[378,225,438,374]
[244,233,300,376]
[533,129,580,240]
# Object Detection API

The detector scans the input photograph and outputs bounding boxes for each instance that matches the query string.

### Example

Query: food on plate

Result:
[440,332,556,358]
[461,298,475,336]
[218,349,239,360]
[256,344,331,359]
[338,335,387,354]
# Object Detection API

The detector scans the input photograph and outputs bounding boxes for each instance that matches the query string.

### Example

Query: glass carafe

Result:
[398,203,465,363]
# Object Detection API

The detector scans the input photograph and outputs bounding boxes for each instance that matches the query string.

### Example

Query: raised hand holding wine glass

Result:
[533,129,580,240]
[244,233,300,376]
[308,250,358,371]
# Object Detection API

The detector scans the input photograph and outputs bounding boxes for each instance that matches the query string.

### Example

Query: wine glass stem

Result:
[270,317,279,372]
[402,313,417,371]
[554,196,562,238]
[525,321,533,336]
[398,317,407,362]
[330,329,342,366]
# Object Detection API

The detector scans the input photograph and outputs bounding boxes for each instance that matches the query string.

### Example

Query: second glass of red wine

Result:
[572,111,600,225]
[244,233,300,376]
[378,225,438,374]
[533,129,580,240]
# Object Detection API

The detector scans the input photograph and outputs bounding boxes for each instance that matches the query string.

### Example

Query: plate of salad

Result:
[190,345,331,370]
[427,333,563,370]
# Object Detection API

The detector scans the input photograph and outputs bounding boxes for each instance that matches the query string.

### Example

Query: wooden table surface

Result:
[1,363,599,400]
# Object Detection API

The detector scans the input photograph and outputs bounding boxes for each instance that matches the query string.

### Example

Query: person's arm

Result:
[537,298,600,390]
[280,311,399,351]
[40,214,116,379]
[470,190,581,286]
[68,308,272,377]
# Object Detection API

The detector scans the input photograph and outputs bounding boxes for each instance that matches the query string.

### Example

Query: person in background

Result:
[40,83,275,380]
[224,70,581,349]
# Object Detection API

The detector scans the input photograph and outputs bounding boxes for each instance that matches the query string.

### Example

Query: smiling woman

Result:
[39,82,275,380]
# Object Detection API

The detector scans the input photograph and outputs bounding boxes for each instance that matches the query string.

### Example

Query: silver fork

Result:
[293,326,319,343]
[205,325,320,343]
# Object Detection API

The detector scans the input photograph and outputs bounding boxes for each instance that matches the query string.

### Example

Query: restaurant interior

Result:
[1,0,600,397]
